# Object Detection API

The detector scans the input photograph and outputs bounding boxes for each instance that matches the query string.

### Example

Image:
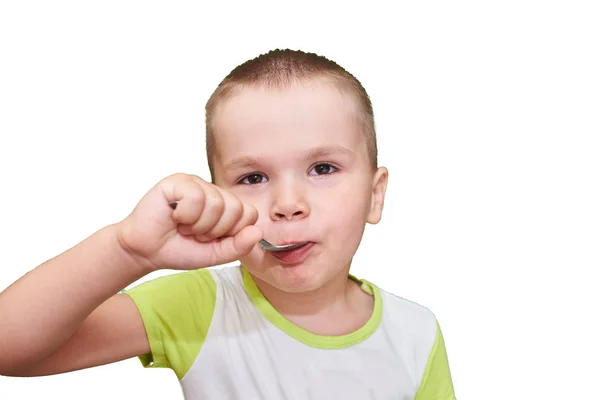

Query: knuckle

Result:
[186,187,206,207]
[191,175,207,184]
[169,172,190,182]
[207,194,225,215]
[246,204,259,222]
[229,199,244,220]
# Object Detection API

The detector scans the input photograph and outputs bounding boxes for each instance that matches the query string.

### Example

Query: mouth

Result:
[270,241,315,265]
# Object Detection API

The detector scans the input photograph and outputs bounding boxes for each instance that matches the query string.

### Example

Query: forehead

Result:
[211,80,366,167]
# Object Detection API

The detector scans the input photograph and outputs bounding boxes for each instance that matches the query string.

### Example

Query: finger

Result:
[223,202,259,237]
[187,183,224,237]
[168,177,207,226]
[199,188,244,240]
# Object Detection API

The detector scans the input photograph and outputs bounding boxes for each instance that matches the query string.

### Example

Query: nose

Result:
[270,178,310,221]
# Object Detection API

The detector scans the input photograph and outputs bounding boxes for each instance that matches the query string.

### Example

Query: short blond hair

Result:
[205,49,377,181]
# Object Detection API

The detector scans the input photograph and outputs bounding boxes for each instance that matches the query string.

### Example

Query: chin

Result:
[241,245,351,293]
[253,262,334,293]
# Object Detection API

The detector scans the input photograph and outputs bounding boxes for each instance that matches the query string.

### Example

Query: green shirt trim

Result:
[123,269,217,380]
[241,266,382,349]
[414,320,457,400]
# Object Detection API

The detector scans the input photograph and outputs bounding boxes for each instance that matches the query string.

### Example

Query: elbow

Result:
[0,352,38,377]
[0,361,21,377]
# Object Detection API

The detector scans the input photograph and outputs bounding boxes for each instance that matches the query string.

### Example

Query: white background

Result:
[1,1,599,399]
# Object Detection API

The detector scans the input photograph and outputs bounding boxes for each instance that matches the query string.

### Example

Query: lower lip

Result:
[271,242,315,264]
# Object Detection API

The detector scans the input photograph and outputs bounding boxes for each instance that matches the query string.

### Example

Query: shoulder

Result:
[122,267,221,338]
[121,265,245,344]
[120,264,246,379]
[370,282,438,336]
[367,283,456,399]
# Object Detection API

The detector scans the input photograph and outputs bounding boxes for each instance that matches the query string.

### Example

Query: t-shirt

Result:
[123,265,456,399]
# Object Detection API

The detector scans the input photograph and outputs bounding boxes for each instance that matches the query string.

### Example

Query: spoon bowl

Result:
[259,239,311,252]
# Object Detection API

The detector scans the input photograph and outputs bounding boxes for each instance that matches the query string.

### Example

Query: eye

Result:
[309,163,338,176]
[238,173,267,185]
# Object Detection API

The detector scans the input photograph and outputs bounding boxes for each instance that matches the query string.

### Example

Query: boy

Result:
[0,49,456,399]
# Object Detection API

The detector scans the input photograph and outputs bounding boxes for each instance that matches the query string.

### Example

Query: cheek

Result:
[335,207,367,239]
[326,179,372,222]
[322,194,370,248]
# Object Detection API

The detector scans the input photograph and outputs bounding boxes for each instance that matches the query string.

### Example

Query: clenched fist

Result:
[116,173,262,271]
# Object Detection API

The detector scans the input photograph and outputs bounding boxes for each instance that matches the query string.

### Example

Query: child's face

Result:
[211,79,387,293]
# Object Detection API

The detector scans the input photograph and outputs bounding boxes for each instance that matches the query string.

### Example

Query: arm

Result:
[0,173,260,377]
[0,224,150,376]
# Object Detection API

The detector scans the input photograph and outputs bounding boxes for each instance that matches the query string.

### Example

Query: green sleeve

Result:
[414,321,457,400]
[122,268,217,380]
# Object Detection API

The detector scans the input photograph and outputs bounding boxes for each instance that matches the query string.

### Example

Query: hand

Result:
[115,173,262,271]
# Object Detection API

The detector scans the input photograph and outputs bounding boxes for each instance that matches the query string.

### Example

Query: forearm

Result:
[0,223,149,370]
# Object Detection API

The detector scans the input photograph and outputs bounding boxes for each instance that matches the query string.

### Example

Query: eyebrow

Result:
[224,156,262,171]
[223,145,355,171]
[307,145,355,160]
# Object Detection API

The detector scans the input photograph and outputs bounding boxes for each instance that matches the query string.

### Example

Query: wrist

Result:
[108,223,157,276]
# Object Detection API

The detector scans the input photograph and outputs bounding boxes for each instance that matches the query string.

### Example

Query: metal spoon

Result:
[258,239,310,252]
[168,202,309,252]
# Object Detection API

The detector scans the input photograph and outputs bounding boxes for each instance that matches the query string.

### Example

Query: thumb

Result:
[231,225,263,257]
[208,225,263,265]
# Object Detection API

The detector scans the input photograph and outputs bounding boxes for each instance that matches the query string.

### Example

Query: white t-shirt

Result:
[124,265,456,400]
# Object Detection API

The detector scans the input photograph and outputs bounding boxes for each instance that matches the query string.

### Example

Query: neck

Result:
[250,266,361,317]
[245,265,375,336]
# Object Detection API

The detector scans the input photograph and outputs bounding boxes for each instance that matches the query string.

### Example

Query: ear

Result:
[367,166,388,224]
